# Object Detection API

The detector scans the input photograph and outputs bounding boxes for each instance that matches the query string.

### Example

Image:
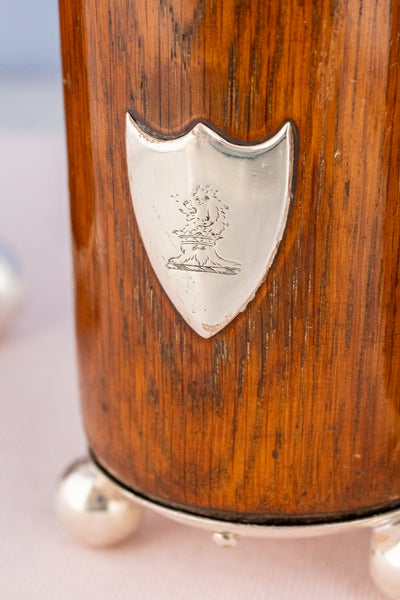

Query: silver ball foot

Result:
[370,521,400,600]
[55,458,142,548]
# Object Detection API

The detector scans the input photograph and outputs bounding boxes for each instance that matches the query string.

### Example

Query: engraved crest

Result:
[126,114,296,338]
[167,184,241,275]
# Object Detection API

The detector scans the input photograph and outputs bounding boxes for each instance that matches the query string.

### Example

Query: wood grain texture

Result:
[59,0,400,522]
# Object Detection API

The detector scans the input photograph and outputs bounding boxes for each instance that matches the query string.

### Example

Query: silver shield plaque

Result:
[126,114,295,338]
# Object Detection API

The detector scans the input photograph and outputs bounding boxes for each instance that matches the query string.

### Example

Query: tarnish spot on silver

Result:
[201,323,224,336]
[126,114,295,338]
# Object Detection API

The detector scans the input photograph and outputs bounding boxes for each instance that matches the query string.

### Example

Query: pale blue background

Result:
[0,0,60,75]
[0,1,62,130]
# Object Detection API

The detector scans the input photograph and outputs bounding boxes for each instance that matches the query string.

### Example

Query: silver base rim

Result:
[57,457,400,597]
[100,468,400,539]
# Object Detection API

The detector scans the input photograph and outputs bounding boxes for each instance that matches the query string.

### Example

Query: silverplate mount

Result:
[126,115,296,338]
[56,456,400,600]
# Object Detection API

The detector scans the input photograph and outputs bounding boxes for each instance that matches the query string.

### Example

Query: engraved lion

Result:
[176,184,229,238]
[167,184,241,275]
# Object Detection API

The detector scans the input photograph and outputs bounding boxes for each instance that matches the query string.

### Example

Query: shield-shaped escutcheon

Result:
[126,114,296,338]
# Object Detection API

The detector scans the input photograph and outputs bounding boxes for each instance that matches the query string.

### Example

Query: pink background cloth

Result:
[0,131,387,599]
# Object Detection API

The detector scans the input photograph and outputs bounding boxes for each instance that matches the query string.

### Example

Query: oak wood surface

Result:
[59,0,400,522]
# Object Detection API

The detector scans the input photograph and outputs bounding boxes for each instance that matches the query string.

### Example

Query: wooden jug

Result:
[56,2,400,597]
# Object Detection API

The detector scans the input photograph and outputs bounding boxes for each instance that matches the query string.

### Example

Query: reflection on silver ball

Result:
[55,458,142,548]
[0,248,23,335]
[370,523,400,600]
